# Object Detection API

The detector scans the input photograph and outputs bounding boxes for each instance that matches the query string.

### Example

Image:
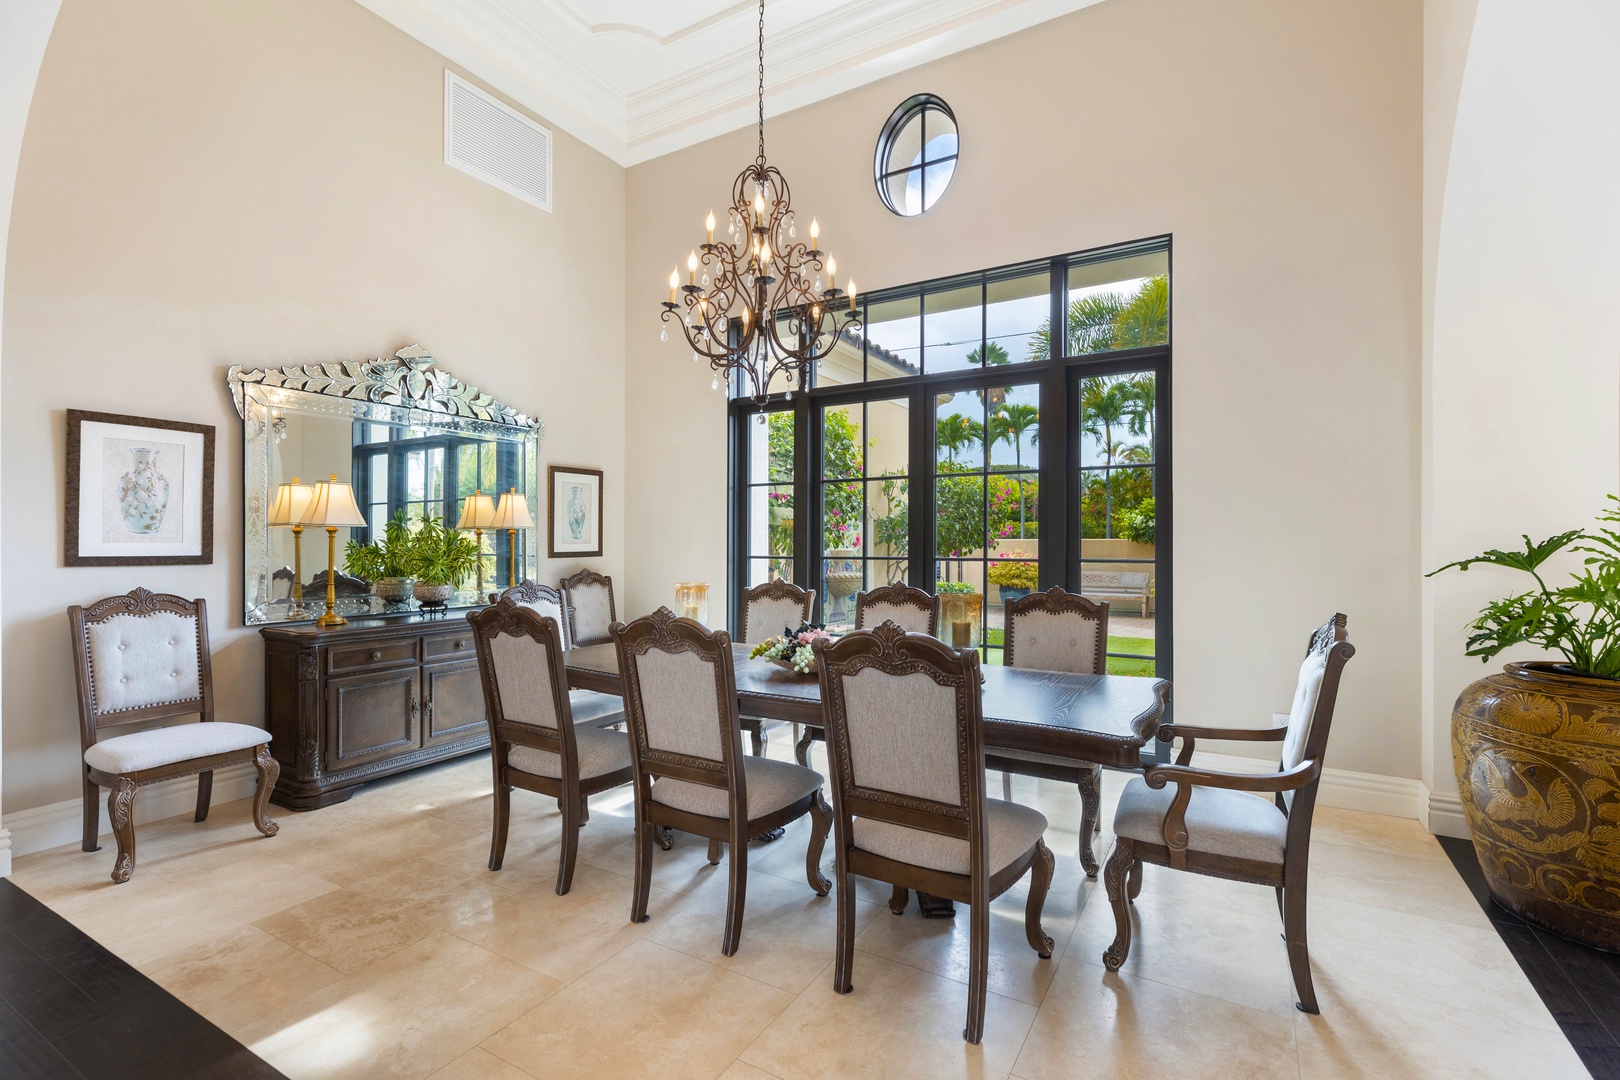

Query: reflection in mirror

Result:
[233,349,542,625]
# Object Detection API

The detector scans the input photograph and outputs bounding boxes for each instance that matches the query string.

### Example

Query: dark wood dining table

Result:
[564,641,1172,875]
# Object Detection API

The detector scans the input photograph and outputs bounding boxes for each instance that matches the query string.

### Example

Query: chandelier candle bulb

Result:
[810,217,819,245]
[668,269,678,303]
[848,279,858,312]
[826,256,836,288]
[687,250,697,285]
[706,210,715,244]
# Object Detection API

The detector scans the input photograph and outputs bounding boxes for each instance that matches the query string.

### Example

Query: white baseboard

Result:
[0,828,12,878]
[4,763,260,861]
[1426,789,1470,839]
[1192,750,1429,822]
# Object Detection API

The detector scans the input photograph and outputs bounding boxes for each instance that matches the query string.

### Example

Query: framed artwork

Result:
[66,409,214,566]
[548,465,603,558]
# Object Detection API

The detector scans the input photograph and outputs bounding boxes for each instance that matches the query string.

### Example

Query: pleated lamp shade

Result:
[456,490,498,530]
[490,488,535,530]
[268,478,315,527]
[301,475,368,528]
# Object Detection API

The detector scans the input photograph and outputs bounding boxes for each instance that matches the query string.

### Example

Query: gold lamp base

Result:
[315,525,348,627]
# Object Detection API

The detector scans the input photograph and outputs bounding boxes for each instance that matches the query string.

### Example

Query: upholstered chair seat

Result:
[854,799,1048,876]
[69,590,279,885]
[652,755,822,818]
[1113,780,1288,864]
[508,725,632,781]
[83,723,274,775]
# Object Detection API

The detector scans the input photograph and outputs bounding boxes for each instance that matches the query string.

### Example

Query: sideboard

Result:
[260,614,488,809]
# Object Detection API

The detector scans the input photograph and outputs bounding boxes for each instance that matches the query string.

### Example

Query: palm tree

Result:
[988,402,1039,537]
[1027,292,1126,363]
[1124,373,1156,444]
[936,413,983,469]
[968,341,1011,408]
[1112,276,1168,349]
[1081,377,1134,537]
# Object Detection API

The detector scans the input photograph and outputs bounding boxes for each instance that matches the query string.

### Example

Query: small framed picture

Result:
[66,410,214,566]
[548,465,603,558]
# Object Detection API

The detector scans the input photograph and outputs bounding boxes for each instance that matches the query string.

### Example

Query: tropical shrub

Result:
[1119,497,1156,545]
[344,510,413,581]
[988,558,1039,590]
[936,580,977,595]
[406,512,483,586]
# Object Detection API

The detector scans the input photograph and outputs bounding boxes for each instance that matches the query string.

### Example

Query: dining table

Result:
[564,641,1173,878]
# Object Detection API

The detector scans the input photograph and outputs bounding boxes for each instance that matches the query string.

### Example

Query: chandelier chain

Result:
[756,0,766,166]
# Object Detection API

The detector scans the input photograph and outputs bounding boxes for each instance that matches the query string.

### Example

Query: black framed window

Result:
[873,94,959,216]
[730,235,1170,695]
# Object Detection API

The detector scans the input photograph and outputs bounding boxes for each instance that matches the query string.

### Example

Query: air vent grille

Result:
[444,71,552,213]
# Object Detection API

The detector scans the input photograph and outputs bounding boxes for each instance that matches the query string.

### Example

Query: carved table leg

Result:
[1102,839,1136,970]
[794,726,816,768]
[1077,766,1102,877]
[108,778,138,884]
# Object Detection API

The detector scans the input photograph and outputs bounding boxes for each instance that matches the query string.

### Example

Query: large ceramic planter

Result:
[1452,661,1620,949]
[373,576,414,604]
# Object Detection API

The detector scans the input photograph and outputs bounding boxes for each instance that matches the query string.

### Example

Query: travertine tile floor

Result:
[11,736,1590,1080]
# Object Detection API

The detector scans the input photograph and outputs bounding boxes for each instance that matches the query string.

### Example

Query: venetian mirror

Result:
[230,345,543,625]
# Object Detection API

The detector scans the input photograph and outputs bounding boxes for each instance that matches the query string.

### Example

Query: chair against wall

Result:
[492,579,624,729]
[814,621,1054,1044]
[468,600,633,894]
[1102,613,1355,1014]
[560,568,617,648]
[854,583,939,635]
[984,587,1111,875]
[794,583,942,767]
[68,589,279,884]
[612,607,831,956]
[738,579,816,757]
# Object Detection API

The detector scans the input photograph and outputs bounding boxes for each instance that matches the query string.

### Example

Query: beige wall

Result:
[1423,0,1620,833]
[2,0,626,823]
[626,0,1423,779]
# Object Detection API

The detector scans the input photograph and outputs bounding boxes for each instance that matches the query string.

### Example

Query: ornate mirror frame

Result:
[229,345,544,626]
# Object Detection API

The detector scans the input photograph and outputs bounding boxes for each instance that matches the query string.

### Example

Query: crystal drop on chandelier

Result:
[660,327,668,342]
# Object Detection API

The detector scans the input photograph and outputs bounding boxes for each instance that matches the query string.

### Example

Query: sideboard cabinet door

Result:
[326,668,421,772]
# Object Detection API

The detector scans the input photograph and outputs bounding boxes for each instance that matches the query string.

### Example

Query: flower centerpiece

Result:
[750,622,833,677]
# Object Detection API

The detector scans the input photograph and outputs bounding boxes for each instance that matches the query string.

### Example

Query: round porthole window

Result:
[873,94,958,216]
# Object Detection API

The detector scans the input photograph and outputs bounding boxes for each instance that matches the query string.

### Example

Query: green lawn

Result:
[982,630,1155,676]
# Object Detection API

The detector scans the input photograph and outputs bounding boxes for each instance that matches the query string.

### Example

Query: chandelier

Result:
[660,0,861,403]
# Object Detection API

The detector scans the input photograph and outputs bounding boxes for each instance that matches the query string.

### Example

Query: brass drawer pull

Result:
[372,650,383,661]
[454,639,466,649]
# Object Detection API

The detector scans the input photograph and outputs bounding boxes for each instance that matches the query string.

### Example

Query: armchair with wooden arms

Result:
[1102,612,1355,1014]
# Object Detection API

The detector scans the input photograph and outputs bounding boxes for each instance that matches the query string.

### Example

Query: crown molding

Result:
[353,0,1103,167]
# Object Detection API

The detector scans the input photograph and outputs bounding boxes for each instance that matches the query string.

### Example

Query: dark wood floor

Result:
[0,878,286,1080]
[1442,836,1620,1080]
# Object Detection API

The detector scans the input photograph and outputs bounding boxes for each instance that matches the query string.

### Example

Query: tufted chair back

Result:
[854,584,939,636]
[68,590,215,752]
[740,580,815,644]
[561,569,616,647]
[1004,587,1109,675]
[492,579,570,648]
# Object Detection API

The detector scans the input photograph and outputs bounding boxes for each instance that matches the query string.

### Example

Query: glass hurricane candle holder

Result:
[675,582,710,625]
[937,591,983,650]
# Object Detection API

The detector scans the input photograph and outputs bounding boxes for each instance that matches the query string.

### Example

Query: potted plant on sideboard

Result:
[1429,497,1620,949]
[407,511,482,610]
[988,555,1039,605]
[343,509,415,604]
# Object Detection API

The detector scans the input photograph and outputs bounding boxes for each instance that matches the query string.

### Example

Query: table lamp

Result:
[268,478,315,616]
[300,474,369,627]
[455,489,498,599]
[490,487,534,588]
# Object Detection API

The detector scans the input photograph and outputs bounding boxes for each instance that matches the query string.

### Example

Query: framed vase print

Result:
[66,409,214,566]
[548,465,603,558]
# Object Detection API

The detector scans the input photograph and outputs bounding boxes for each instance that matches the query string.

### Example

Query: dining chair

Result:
[612,606,832,956]
[854,583,939,635]
[794,582,942,767]
[68,589,279,884]
[814,621,1055,1044]
[560,568,616,647]
[738,579,816,757]
[492,579,625,729]
[984,587,1111,875]
[1102,612,1355,1014]
[468,599,633,894]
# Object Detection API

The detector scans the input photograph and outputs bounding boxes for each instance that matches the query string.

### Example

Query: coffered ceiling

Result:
[354,0,1104,165]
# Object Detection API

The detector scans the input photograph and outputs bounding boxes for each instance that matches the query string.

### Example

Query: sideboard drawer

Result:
[423,632,476,661]
[330,640,418,673]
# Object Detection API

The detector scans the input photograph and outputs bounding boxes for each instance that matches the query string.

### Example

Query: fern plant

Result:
[1428,495,1620,678]
[343,510,414,581]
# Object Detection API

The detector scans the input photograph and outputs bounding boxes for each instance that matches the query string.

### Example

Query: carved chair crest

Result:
[1004,587,1110,672]
[855,584,938,632]
[613,607,737,776]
